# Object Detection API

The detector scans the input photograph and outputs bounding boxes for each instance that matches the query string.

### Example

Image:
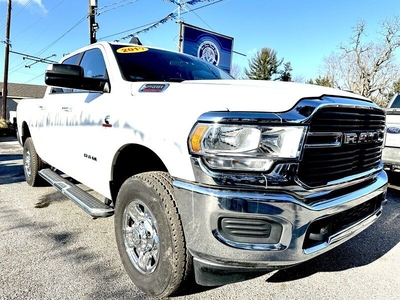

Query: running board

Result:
[39,168,114,218]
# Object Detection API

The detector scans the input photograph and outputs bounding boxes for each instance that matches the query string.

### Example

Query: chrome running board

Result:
[39,168,114,218]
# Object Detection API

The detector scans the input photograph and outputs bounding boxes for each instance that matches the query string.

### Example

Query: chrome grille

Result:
[298,106,385,187]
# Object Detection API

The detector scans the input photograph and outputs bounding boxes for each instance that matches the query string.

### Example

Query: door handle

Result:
[61,107,72,112]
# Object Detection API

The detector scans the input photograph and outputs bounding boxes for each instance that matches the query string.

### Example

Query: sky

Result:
[0,0,399,86]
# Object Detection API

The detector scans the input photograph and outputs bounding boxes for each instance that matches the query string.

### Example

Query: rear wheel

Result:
[114,171,192,298]
[23,137,45,186]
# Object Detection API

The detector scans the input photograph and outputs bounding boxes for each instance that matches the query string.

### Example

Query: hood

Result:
[175,80,370,113]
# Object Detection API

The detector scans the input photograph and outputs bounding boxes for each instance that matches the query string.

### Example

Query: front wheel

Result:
[23,137,45,186]
[114,172,192,298]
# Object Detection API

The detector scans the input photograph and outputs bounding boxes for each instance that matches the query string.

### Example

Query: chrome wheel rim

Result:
[122,199,159,274]
[24,149,32,178]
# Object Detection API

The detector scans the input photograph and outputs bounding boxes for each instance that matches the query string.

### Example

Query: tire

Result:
[114,171,192,298]
[23,137,45,187]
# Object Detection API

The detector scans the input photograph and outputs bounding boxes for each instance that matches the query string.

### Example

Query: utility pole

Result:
[89,0,99,44]
[177,0,182,52]
[1,0,11,120]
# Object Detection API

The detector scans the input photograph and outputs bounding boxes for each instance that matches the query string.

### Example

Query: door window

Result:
[51,48,108,94]
[80,48,107,79]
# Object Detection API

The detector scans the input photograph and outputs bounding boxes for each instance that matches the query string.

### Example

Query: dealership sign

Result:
[180,23,234,73]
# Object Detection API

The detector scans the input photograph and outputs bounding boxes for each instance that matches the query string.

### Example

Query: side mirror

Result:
[45,64,109,92]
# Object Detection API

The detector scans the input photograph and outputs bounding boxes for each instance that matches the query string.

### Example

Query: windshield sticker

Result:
[117,46,148,53]
[139,84,170,93]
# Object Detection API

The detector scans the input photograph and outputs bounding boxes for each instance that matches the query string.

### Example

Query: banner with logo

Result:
[180,23,234,73]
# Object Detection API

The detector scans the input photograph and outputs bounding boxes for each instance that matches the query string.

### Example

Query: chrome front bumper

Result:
[173,170,387,286]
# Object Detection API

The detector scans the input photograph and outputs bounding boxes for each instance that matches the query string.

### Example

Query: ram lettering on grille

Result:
[343,130,385,144]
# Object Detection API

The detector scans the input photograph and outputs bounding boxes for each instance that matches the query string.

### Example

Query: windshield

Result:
[111,44,233,82]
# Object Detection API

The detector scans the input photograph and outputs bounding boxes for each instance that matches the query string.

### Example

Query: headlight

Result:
[189,123,307,172]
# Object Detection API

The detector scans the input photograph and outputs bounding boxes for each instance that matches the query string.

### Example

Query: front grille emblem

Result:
[343,130,384,144]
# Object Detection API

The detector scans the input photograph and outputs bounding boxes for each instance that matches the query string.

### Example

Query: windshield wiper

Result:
[166,78,185,82]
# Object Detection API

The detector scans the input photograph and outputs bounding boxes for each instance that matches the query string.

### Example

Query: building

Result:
[0,82,46,121]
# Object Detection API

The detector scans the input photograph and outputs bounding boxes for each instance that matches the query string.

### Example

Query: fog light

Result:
[219,217,282,244]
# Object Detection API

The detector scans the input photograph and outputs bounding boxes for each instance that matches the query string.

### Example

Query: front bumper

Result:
[173,169,387,286]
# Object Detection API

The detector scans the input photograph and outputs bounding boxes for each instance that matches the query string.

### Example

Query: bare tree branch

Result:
[322,16,400,106]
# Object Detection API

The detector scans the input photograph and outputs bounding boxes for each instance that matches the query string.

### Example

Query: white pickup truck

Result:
[383,93,400,171]
[17,41,388,298]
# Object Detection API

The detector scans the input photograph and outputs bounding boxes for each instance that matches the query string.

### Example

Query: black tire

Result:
[23,137,45,186]
[114,171,192,298]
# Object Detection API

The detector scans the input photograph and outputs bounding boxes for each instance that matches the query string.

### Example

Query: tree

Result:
[279,62,293,81]
[393,78,400,94]
[321,16,400,107]
[306,76,334,87]
[245,48,283,80]
[230,63,243,79]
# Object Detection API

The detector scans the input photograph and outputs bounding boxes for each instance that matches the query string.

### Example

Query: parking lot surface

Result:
[1,136,399,299]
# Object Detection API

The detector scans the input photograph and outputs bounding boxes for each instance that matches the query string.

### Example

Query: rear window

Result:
[111,44,233,82]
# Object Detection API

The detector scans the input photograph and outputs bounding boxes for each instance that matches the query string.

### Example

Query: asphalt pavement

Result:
[0,136,399,300]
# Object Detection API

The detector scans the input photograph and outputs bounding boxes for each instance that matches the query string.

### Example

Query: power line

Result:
[8,13,87,81]
[12,0,33,19]
[0,0,33,32]
[99,21,155,40]
[7,0,226,84]
[36,14,88,56]
[2,0,69,73]
[97,0,135,11]
[12,0,67,39]
[180,0,227,32]
[0,8,7,24]
[185,0,224,13]
[4,1,85,84]
[97,0,139,16]
[189,9,213,31]
[23,2,74,55]
[23,71,45,84]
[99,0,224,41]
[10,50,57,67]
[114,10,179,42]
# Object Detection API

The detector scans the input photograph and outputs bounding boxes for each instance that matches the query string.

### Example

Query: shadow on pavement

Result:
[0,154,25,184]
[0,154,22,162]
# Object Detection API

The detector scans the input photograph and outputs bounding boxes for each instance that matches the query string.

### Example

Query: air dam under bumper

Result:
[173,170,387,286]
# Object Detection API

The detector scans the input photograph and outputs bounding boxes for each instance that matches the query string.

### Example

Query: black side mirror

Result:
[45,64,109,92]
